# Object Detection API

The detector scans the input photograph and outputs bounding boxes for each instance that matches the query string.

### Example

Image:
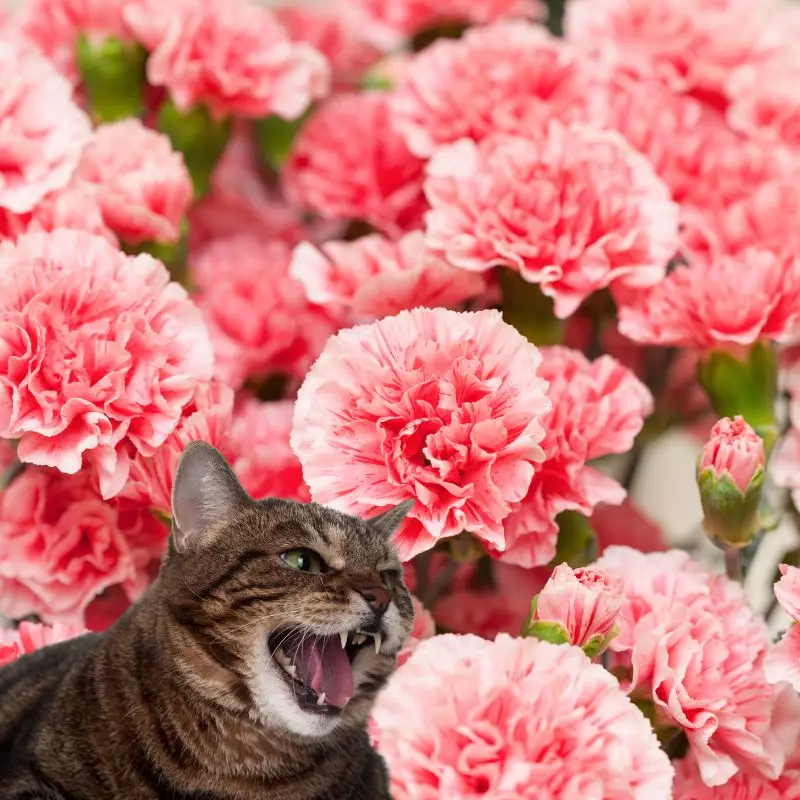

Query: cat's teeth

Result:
[275,647,289,667]
[351,634,367,646]
[339,631,348,649]
[372,633,382,654]
[287,664,297,678]
[317,692,327,706]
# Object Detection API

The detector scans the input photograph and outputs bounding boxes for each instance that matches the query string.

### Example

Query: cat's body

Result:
[0,443,414,799]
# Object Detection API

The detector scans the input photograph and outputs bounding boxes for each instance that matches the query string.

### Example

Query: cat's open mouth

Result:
[267,628,380,714]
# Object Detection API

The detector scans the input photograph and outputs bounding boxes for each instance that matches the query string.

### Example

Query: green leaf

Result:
[549,511,598,569]
[77,34,147,123]
[498,268,565,346]
[522,619,570,645]
[255,106,316,173]
[582,634,609,659]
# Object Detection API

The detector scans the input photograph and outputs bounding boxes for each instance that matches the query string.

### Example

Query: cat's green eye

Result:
[280,549,325,573]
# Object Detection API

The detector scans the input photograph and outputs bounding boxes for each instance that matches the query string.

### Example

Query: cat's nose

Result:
[356,583,391,615]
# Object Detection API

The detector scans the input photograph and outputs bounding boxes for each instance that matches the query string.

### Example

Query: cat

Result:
[0,441,415,799]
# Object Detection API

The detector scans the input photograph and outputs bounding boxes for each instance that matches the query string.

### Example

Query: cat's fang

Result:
[351,634,367,646]
[372,633,382,654]
[316,692,327,706]
[339,631,348,649]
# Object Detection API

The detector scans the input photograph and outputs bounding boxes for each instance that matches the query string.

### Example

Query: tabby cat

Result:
[0,441,415,799]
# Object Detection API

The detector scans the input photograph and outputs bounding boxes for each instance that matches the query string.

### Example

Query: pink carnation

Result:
[764,564,800,693]
[0,230,213,498]
[188,126,309,250]
[190,235,337,389]
[228,397,309,503]
[141,0,329,120]
[0,621,88,667]
[773,431,800,513]
[617,249,800,349]
[397,596,435,667]
[291,308,551,560]
[564,0,781,110]
[390,22,608,158]
[699,416,765,493]
[290,231,488,324]
[122,380,234,514]
[0,41,91,214]
[16,0,132,83]
[424,125,679,318]
[673,755,800,800]
[347,0,542,51]
[0,467,167,625]
[596,547,787,787]
[371,634,674,798]
[533,563,623,650]
[284,92,427,236]
[77,119,193,246]
[591,499,667,554]
[497,347,653,568]
[276,4,381,89]
[0,181,115,243]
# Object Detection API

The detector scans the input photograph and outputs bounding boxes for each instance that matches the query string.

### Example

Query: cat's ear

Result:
[366,499,415,538]
[170,441,250,553]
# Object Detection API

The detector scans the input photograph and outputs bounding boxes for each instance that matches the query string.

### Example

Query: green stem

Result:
[724,547,743,583]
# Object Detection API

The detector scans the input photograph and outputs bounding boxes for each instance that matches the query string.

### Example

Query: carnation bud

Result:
[77,34,147,123]
[523,563,623,658]
[697,416,766,549]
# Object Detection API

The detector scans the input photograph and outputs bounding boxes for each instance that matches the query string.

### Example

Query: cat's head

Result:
[158,441,414,739]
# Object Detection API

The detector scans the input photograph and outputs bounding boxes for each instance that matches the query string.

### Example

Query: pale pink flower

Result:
[0,230,213,498]
[142,0,330,120]
[122,381,234,514]
[425,125,679,318]
[591,499,667,554]
[371,634,674,798]
[498,347,653,568]
[699,417,764,492]
[347,0,543,52]
[228,397,310,503]
[122,0,196,52]
[0,621,88,667]
[764,564,800,693]
[283,92,427,236]
[390,21,608,158]
[190,235,337,389]
[276,4,381,89]
[772,431,800,513]
[77,119,193,246]
[617,249,800,348]
[0,181,115,243]
[533,563,623,650]
[290,231,488,324]
[0,467,165,625]
[673,754,800,800]
[397,596,435,667]
[0,41,92,214]
[565,0,781,110]
[596,546,787,786]
[188,126,309,251]
[291,308,551,560]
[16,0,133,83]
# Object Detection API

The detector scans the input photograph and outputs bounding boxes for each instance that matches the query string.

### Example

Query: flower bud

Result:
[523,563,623,658]
[697,416,765,549]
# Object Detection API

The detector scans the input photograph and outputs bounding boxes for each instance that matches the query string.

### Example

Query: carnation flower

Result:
[291,308,551,560]
[591,499,667,554]
[16,0,133,83]
[773,431,800,513]
[0,230,213,498]
[0,41,92,214]
[77,119,193,246]
[424,125,679,318]
[0,467,166,625]
[0,621,88,667]
[283,92,427,236]
[121,0,196,52]
[371,634,674,798]
[122,381,234,514]
[764,564,800,693]
[290,231,488,324]
[141,0,329,120]
[390,21,608,158]
[397,596,435,667]
[564,0,781,109]
[497,347,653,568]
[673,754,800,800]
[595,547,787,786]
[190,235,337,389]
[228,397,309,503]
[347,0,542,52]
[699,417,764,494]
[276,4,381,89]
[617,249,800,348]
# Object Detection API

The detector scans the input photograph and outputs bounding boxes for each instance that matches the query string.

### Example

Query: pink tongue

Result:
[284,635,354,708]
